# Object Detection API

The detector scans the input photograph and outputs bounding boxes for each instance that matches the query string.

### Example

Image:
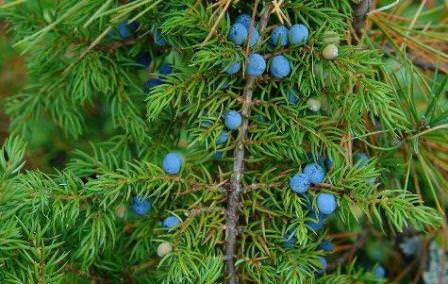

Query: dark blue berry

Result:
[159,64,172,76]
[136,52,151,69]
[131,196,151,216]
[144,79,163,94]
[320,240,334,252]
[154,29,167,46]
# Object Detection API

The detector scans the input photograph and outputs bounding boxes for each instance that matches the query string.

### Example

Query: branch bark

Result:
[224,3,271,284]
[352,0,372,38]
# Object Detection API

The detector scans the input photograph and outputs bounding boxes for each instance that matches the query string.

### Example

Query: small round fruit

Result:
[316,193,337,215]
[157,242,173,257]
[269,55,291,79]
[228,23,248,46]
[162,152,183,175]
[322,44,338,60]
[289,24,309,45]
[224,111,242,130]
[307,98,321,112]
[247,53,266,76]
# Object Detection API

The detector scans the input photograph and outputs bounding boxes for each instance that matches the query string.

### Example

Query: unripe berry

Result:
[157,241,173,257]
[322,44,339,60]
[321,31,340,46]
[115,204,127,219]
[307,97,321,112]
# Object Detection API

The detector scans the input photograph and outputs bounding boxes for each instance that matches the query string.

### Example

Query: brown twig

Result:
[224,3,271,283]
[327,227,369,270]
[352,0,372,39]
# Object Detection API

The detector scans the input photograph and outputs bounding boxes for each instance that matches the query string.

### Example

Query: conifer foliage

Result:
[0,0,447,283]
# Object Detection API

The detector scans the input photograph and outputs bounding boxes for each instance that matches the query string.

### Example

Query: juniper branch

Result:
[224,2,271,283]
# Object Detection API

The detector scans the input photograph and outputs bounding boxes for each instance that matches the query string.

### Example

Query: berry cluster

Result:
[225,15,310,80]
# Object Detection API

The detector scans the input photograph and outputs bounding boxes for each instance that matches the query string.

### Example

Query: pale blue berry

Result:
[303,163,326,184]
[217,131,228,145]
[317,193,337,215]
[224,110,242,130]
[269,55,291,78]
[248,28,260,47]
[375,265,386,278]
[162,215,181,228]
[235,14,251,29]
[228,23,247,46]
[289,173,310,194]
[162,152,183,175]
[247,53,266,76]
[225,61,241,75]
[271,25,289,47]
[289,24,309,45]
[318,256,327,272]
[131,196,151,216]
